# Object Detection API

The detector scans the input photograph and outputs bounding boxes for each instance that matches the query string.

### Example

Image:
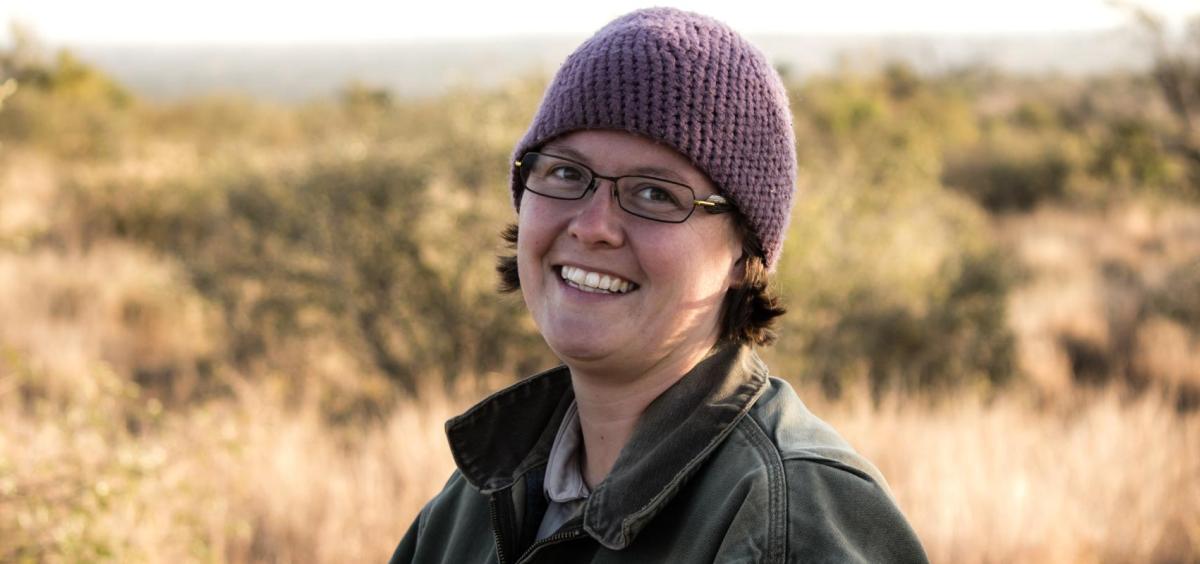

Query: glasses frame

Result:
[514,151,733,224]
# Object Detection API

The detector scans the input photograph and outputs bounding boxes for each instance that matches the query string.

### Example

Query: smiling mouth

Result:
[558,265,638,294]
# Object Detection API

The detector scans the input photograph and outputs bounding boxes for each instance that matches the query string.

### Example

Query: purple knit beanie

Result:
[511,7,797,268]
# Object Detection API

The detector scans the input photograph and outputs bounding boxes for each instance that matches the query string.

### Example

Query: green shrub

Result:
[942,146,1071,212]
[1089,117,1175,188]
[772,154,1016,398]
[0,37,136,158]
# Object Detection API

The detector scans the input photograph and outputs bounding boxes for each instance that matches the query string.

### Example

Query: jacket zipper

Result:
[488,494,513,564]
[491,486,587,563]
[515,526,585,564]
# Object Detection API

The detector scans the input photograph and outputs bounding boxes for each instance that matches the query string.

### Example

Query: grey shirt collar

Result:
[543,400,590,503]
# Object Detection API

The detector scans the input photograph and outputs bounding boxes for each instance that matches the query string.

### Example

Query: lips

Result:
[559,265,637,294]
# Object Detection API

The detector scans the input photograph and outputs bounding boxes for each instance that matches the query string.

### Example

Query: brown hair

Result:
[494,217,785,347]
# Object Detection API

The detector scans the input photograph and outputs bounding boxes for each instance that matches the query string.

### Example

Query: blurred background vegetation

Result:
[1,9,1199,562]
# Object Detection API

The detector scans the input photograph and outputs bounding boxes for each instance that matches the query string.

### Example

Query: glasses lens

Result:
[521,153,591,199]
[617,178,696,222]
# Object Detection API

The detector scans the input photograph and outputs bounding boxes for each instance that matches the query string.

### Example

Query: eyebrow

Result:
[541,143,691,185]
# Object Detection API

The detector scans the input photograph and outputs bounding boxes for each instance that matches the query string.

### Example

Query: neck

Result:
[568,340,717,488]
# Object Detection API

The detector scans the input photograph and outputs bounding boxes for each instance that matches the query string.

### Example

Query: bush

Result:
[942,146,1071,212]
[66,149,549,396]
[0,32,136,158]
[1089,117,1177,189]
[772,156,1016,398]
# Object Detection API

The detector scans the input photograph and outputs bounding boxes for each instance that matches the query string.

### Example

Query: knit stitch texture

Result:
[510,7,797,268]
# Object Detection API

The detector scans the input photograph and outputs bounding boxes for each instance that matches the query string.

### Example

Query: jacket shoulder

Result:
[730,378,928,563]
[781,458,928,564]
[745,377,891,488]
[389,470,496,564]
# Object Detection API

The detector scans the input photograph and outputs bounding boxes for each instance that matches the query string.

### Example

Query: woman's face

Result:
[517,130,743,379]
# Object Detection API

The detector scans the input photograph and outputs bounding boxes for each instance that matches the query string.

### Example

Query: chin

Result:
[545,338,612,364]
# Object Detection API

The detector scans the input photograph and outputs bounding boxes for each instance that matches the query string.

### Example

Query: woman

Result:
[391,8,927,563]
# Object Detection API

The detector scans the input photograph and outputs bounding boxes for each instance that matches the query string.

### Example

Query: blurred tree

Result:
[0,21,46,81]
[883,62,921,101]
[775,170,1017,398]
[1090,117,1172,186]
[777,68,1016,397]
[0,23,129,107]
[943,145,1071,212]
[0,78,15,113]
[340,81,393,113]
[197,153,544,395]
[1122,4,1200,191]
[0,23,134,157]
[55,75,553,398]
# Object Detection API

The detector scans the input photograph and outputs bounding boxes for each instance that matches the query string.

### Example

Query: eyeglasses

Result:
[514,152,732,223]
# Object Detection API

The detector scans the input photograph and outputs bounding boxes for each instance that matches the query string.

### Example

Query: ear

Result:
[726,250,748,289]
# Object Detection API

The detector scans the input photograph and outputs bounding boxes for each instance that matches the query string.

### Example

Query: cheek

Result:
[515,227,539,290]
[641,225,739,294]
[642,252,730,305]
[517,199,557,242]
[515,205,557,288]
[693,258,736,297]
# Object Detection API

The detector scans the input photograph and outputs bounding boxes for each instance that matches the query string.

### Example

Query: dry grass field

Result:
[1,213,1197,561]
[3,346,1197,562]
[3,33,1200,562]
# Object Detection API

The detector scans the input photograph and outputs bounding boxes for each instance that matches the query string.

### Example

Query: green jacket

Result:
[390,346,928,563]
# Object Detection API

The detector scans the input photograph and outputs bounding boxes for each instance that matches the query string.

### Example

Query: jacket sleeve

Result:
[388,505,426,564]
[785,459,928,564]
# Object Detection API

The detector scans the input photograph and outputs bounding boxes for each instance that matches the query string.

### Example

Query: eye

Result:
[634,185,682,206]
[549,165,585,182]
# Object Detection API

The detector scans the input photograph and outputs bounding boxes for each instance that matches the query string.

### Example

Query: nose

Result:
[567,179,626,247]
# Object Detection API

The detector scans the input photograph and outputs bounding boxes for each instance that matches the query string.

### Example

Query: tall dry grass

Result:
[0,355,465,562]
[1001,202,1200,397]
[4,349,1198,562]
[820,387,1200,562]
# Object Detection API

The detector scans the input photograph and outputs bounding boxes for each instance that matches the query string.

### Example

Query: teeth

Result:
[559,266,635,294]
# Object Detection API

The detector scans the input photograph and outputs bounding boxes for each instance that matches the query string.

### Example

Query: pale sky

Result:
[4,0,1198,44]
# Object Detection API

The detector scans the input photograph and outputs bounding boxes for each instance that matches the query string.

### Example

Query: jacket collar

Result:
[445,344,770,550]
